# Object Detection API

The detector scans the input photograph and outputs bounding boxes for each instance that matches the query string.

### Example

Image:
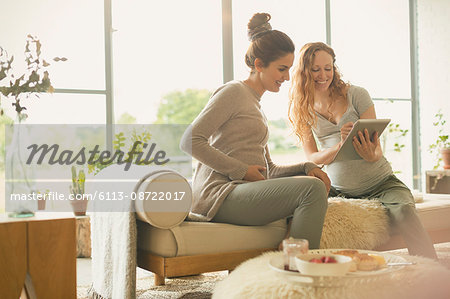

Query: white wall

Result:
[418,0,450,181]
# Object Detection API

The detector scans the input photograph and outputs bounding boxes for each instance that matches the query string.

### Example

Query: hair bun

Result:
[247,13,272,41]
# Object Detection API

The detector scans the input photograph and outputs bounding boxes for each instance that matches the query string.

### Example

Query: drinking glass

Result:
[283,238,309,271]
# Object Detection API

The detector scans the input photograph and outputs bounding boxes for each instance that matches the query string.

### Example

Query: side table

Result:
[426,169,450,194]
[0,212,76,299]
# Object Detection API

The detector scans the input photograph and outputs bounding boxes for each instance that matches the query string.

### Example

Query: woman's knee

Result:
[311,176,328,195]
[301,177,328,209]
[380,189,415,207]
[386,202,418,223]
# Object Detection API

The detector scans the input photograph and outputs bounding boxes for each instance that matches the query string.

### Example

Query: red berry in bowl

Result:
[323,256,337,263]
[309,258,323,263]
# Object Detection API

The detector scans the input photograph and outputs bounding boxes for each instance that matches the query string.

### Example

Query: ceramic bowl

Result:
[294,253,353,276]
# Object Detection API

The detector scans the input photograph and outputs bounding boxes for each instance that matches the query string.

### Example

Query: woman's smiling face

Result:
[311,50,334,92]
[259,52,294,93]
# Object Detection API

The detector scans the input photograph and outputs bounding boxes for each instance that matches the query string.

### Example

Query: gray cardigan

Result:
[180,80,318,221]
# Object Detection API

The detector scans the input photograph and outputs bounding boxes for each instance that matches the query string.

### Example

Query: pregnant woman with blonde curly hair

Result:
[288,41,436,259]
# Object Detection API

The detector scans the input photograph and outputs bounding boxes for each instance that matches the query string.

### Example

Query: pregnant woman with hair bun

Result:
[180,13,330,249]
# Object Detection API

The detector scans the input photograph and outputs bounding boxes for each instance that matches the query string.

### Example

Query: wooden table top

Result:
[0,211,75,224]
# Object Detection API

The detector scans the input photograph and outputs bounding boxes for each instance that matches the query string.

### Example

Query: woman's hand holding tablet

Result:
[333,119,391,162]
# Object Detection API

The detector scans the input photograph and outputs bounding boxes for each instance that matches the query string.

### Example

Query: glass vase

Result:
[5,116,36,217]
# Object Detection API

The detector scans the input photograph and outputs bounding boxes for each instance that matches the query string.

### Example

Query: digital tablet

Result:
[332,119,391,162]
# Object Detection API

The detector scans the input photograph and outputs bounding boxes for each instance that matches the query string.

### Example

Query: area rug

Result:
[136,271,227,299]
[77,242,450,299]
[77,269,228,299]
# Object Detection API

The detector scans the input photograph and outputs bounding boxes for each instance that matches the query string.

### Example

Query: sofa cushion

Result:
[416,195,450,231]
[137,219,287,257]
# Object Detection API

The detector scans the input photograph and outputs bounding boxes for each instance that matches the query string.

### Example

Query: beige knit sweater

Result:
[180,80,318,221]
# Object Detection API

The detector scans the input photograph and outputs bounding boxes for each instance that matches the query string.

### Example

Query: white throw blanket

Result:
[88,166,179,299]
[89,211,137,299]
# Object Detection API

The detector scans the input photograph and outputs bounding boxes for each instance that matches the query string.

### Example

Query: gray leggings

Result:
[330,175,437,259]
[212,176,328,249]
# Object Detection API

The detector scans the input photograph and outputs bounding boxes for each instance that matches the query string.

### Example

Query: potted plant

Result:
[428,109,450,169]
[87,129,152,175]
[1,35,65,217]
[70,166,88,216]
[0,34,66,118]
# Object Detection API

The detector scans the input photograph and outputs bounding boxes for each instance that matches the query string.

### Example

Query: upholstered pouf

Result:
[320,197,390,249]
[212,251,450,299]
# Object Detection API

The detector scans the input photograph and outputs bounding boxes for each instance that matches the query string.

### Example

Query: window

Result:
[233,0,326,120]
[1,0,424,191]
[375,101,412,185]
[112,0,223,124]
[23,94,106,124]
[331,0,411,99]
[0,0,106,124]
[331,0,414,186]
[232,1,326,163]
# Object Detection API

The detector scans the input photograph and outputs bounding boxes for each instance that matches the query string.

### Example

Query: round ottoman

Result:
[212,251,450,299]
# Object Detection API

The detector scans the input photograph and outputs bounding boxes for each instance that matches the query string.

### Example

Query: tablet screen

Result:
[333,119,391,162]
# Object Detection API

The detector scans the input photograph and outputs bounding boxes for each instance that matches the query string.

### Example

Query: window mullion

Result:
[222,0,234,83]
[409,0,421,190]
[104,0,114,150]
[325,0,331,45]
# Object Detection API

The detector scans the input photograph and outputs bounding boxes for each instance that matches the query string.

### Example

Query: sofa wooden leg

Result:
[154,274,165,286]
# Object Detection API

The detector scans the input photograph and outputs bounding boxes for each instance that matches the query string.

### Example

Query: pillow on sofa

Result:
[134,170,192,229]
[92,164,192,229]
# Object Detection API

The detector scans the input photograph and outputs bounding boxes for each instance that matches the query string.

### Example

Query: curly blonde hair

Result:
[288,42,348,142]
